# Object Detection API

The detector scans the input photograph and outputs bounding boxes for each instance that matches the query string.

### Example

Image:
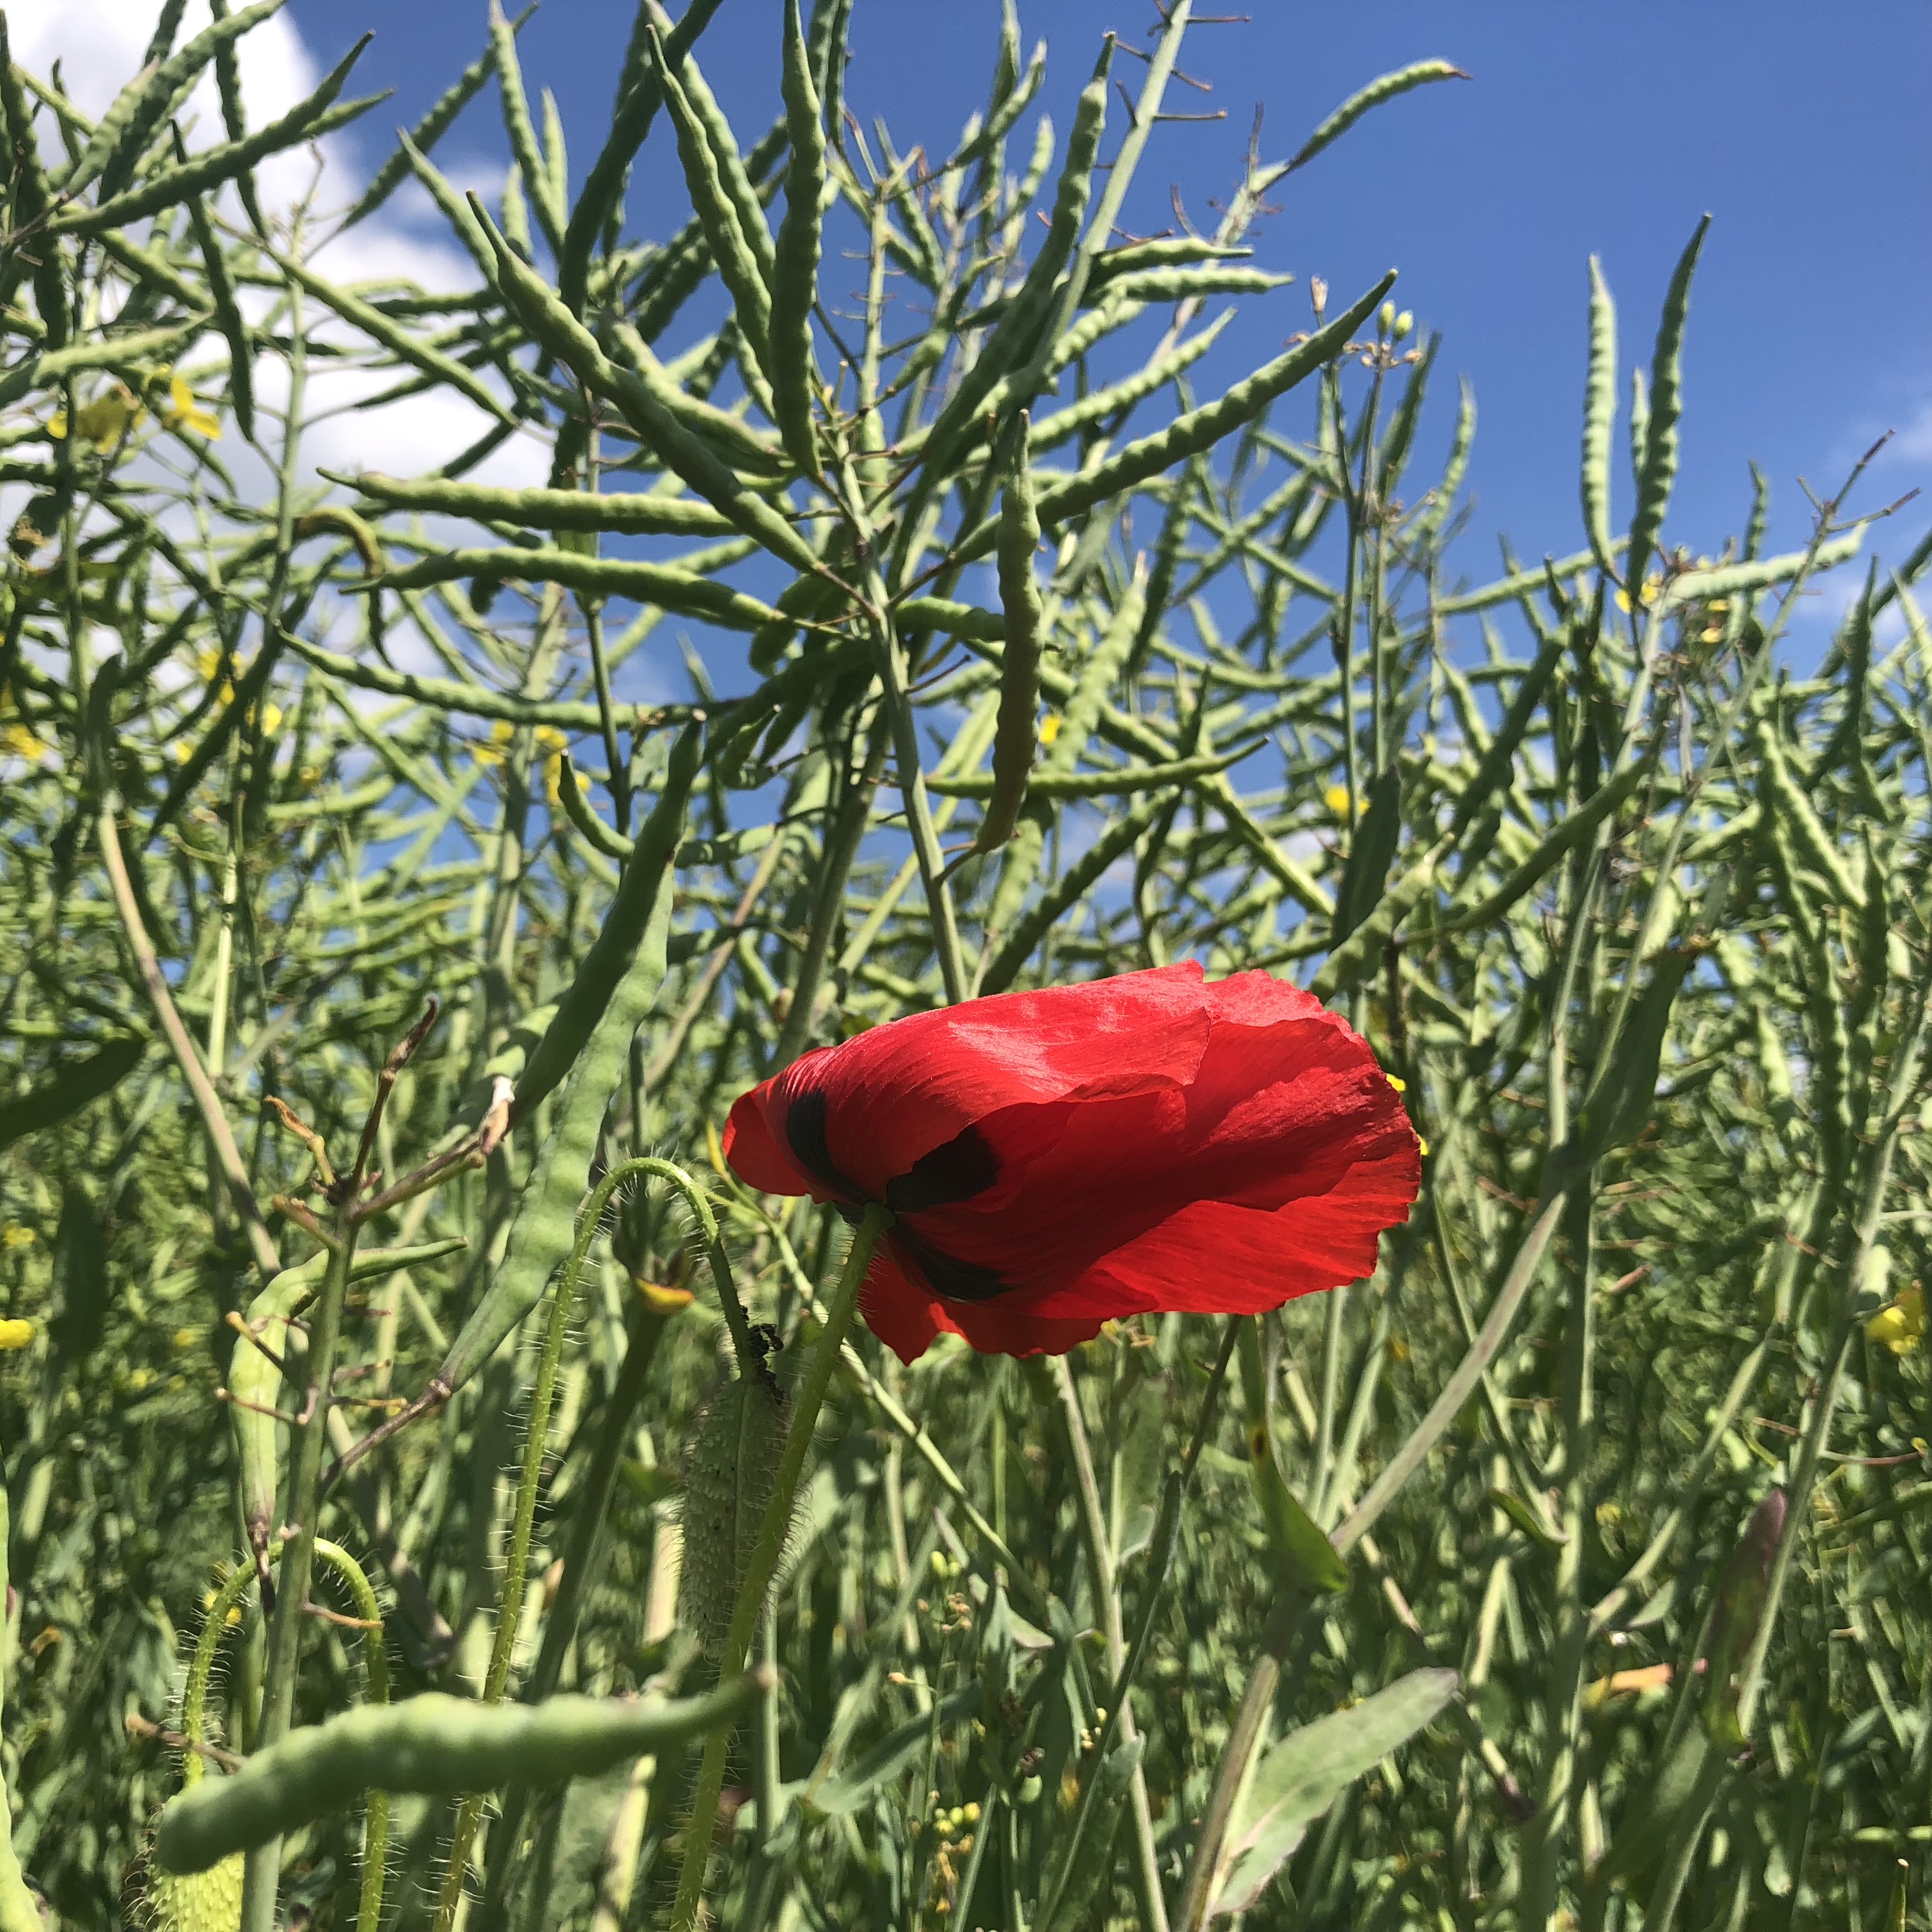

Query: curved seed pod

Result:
[771,0,826,477]
[472,203,821,574]
[58,0,288,203]
[1030,310,1236,456]
[339,7,528,232]
[1660,532,1861,608]
[651,9,774,292]
[676,1367,792,1655]
[49,41,383,237]
[180,178,254,442]
[368,544,775,631]
[1756,714,1863,910]
[1581,256,1618,579]
[155,1678,767,1874]
[0,17,68,348]
[266,245,511,427]
[1284,58,1469,174]
[326,470,733,538]
[486,0,563,254]
[608,320,787,477]
[432,726,697,1399]
[1414,376,1475,546]
[287,631,644,732]
[557,2,729,317]
[228,1239,468,1595]
[950,273,1397,569]
[974,415,1043,854]
[937,744,1252,802]
[205,0,268,234]
[918,45,1112,473]
[648,25,775,384]
[983,564,1147,944]
[1625,215,1709,594]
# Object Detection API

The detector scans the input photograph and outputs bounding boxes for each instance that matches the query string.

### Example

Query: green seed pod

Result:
[676,1365,792,1655]
[144,1849,244,1932]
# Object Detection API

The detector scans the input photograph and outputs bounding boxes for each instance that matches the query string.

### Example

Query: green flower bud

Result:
[146,1850,245,1932]
[676,1366,792,1656]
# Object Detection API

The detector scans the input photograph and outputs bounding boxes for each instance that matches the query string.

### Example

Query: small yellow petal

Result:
[1323,783,1354,817]
[1038,713,1062,747]
[0,1319,36,1351]
[634,1279,694,1317]
[1384,1073,1406,1092]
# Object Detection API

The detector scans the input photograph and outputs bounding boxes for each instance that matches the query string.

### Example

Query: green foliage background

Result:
[0,3,1928,1928]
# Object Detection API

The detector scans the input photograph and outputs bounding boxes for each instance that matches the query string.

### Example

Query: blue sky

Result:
[290,0,1931,599]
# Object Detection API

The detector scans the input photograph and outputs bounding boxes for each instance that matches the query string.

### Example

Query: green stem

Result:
[240,1206,361,1932]
[0,1482,40,1932]
[668,1202,891,1932]
[436,1160,736,1928]
[1047,1354,1170,1932]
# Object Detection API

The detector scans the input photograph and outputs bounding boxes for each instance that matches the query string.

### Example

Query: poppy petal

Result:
[765,962,1218,1199]
[1027,1140,1422,1321]
[721,1078,822,1199]
[897,1000,1416,1295]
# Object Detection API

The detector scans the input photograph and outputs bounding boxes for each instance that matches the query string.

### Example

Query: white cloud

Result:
[15,0,542,484]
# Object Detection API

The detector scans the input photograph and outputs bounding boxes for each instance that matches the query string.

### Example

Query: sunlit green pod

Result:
[974,415,1043,855]
[49,42,384,237]
[326,470,733,537]
[1626,216,1708,592]
[370,544,778,631]
[1581,256,1618,578]
[58,0,288,203]
[937,744,1253,802]
[339,8,528,231]
[770,0,826,477]
[1030,310,1235,456]
[648,25,775,384]
[1284,58,1468,174]
[431,727,696,1399]
[471,202,820,573]
[155,1677,767,1874]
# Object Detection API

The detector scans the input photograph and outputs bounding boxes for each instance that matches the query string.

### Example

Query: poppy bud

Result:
[144,1846,244,1932]
[675,1367,791,1655]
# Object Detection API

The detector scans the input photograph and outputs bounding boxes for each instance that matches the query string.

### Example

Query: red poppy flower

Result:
[722,962,1421,1364]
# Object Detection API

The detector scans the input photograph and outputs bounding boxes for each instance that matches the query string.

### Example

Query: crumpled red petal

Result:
[723,962,1422,1362]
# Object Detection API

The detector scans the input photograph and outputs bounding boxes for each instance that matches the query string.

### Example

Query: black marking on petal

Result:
[886,1125,999,1214]
[784,1087,859,1201]
[892,1227,1010,1303]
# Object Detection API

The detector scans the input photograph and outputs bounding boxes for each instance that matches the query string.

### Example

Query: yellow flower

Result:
[49,383,142,450]
[1038,712,1062,747]
[1,1227,34,1248]
[159,373,221,440]
[1,719,48,762]
[472,720,516,769]
[1385,1073,1406,1092]
[0,1319,35,1351]
[1324,783,1355,818]
[1613,575,1664,614]
[1867,1283,1924,1356]
[257,702,282,737]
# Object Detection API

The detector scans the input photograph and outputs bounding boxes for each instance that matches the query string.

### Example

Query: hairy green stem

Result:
[668,1202,891,1932]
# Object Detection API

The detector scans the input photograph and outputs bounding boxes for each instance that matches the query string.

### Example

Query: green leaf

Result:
[1211,1669,1459,1916]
